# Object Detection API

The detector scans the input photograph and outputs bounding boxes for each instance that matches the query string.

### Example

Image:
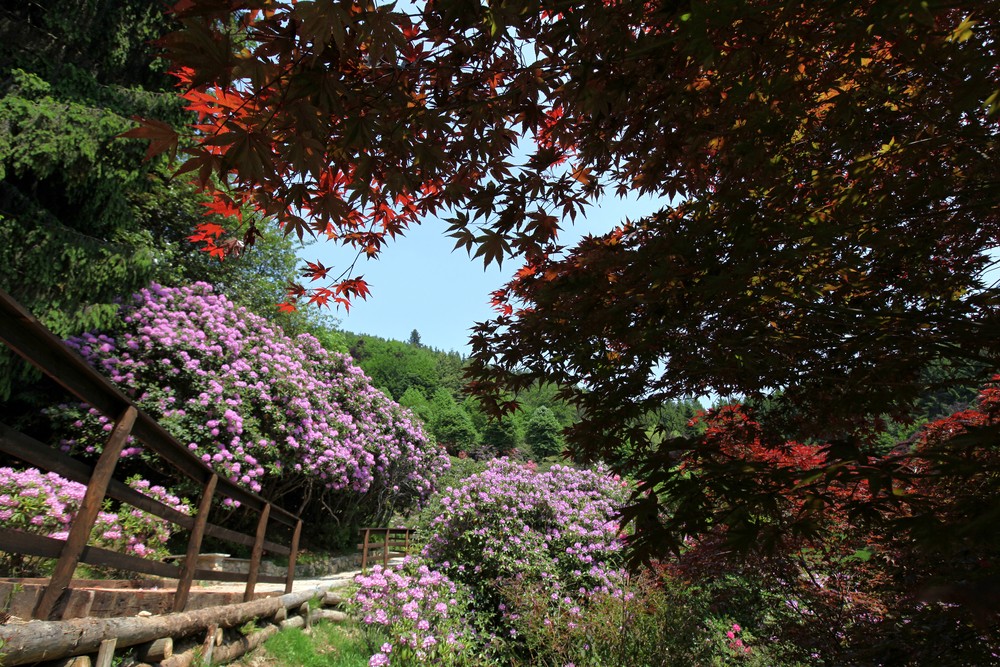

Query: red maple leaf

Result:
[119,117,179,161]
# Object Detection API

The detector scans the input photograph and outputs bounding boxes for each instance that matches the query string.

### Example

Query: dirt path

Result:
[200,558,403,595]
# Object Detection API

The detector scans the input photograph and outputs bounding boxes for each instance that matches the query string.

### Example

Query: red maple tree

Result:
[132,0,1000,577]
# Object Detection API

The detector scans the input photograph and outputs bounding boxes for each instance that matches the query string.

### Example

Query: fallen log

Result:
[312,609,348,623]
[279,615,304,631]
[133,637,173,662]
[0,586,328,665]
[211,624,281,665]
[156,624,280,667]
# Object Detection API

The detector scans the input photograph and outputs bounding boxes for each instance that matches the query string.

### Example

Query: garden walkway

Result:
[201,558,405,595]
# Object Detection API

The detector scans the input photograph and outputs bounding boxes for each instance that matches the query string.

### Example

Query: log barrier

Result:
[0,584,345,666]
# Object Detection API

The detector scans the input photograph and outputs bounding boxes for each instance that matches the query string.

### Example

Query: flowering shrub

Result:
[0,467,190,576]
[49,283,448,529]
[494,570,727,667]
[353,460,633,664]
[423,459,630,597]
[352,558,480,666]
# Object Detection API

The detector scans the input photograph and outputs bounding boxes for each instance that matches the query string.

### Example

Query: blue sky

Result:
[298,193,667,354]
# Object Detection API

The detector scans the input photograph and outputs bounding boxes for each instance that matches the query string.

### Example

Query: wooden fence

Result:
[0,583,349,667]
[359,527,413,569]
[0,287,304,619]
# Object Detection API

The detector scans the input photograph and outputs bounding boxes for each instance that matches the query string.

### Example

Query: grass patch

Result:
[256,621,370,667]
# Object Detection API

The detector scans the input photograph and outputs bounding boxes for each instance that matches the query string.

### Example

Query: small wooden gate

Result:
[359,527,413,569]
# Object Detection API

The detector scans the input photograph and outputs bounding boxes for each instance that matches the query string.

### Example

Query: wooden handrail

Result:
[0,287,304,618]
[0,289,298,526]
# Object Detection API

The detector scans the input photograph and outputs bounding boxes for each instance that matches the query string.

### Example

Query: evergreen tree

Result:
[0,0,312,398]
[429,389,479,454]
[651,399,705,439]
[480,415,524,459]
[399,386,433,423]
[524,406,565,460]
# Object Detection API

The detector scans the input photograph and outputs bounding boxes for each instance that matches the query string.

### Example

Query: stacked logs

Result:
[0,588,348,667]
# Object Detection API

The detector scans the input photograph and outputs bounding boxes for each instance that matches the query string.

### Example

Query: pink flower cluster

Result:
[352,460,632,662]
[423,459,630,594]
[726,622,752,656]
[353,557,475,665]
[0,467,190,573]
[53,283,448,518]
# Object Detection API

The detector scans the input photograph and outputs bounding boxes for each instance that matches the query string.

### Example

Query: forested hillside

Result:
[342,331,586,460]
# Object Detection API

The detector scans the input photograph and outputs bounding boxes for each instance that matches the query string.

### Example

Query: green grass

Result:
[258,621,371,667]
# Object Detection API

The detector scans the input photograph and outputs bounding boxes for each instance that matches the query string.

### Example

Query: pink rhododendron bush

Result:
[351,460,708,665]
[49,283,447,535]
[351,460,788,666]
[0,467,190,576]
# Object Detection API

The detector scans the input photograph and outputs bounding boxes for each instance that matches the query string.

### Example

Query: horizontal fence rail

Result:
[0,287,305,619]
[359,527,413,570]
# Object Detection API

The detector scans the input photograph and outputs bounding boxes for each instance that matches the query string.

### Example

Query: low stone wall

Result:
[209,553,363,579]
[292,553,363,577]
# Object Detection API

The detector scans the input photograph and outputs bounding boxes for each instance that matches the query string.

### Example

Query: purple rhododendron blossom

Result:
[352,460,631,662]
[50,283,448,523]
[0,468,190,574]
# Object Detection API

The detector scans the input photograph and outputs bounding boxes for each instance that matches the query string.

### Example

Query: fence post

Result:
[34,405,137,619]
[173,473,219,612]
[361,528,371,570]
[284,519,303,595]
[244,503,271,602]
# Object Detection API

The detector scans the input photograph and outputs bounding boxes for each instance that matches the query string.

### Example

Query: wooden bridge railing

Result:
[0,287,304,619]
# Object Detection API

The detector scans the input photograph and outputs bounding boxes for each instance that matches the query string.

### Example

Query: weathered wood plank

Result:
[174,474,218,613]
[284,520,303,595]
[244,504,271,603]
[35,406,136,619]
[200,623,218,666]
[0,530,285,585]
[37,656,92,667]
[94,638,117,667]
[200,523,290,557]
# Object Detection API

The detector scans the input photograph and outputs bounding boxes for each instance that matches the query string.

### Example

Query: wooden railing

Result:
[359,527,413,570]
[0,288,304,619]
